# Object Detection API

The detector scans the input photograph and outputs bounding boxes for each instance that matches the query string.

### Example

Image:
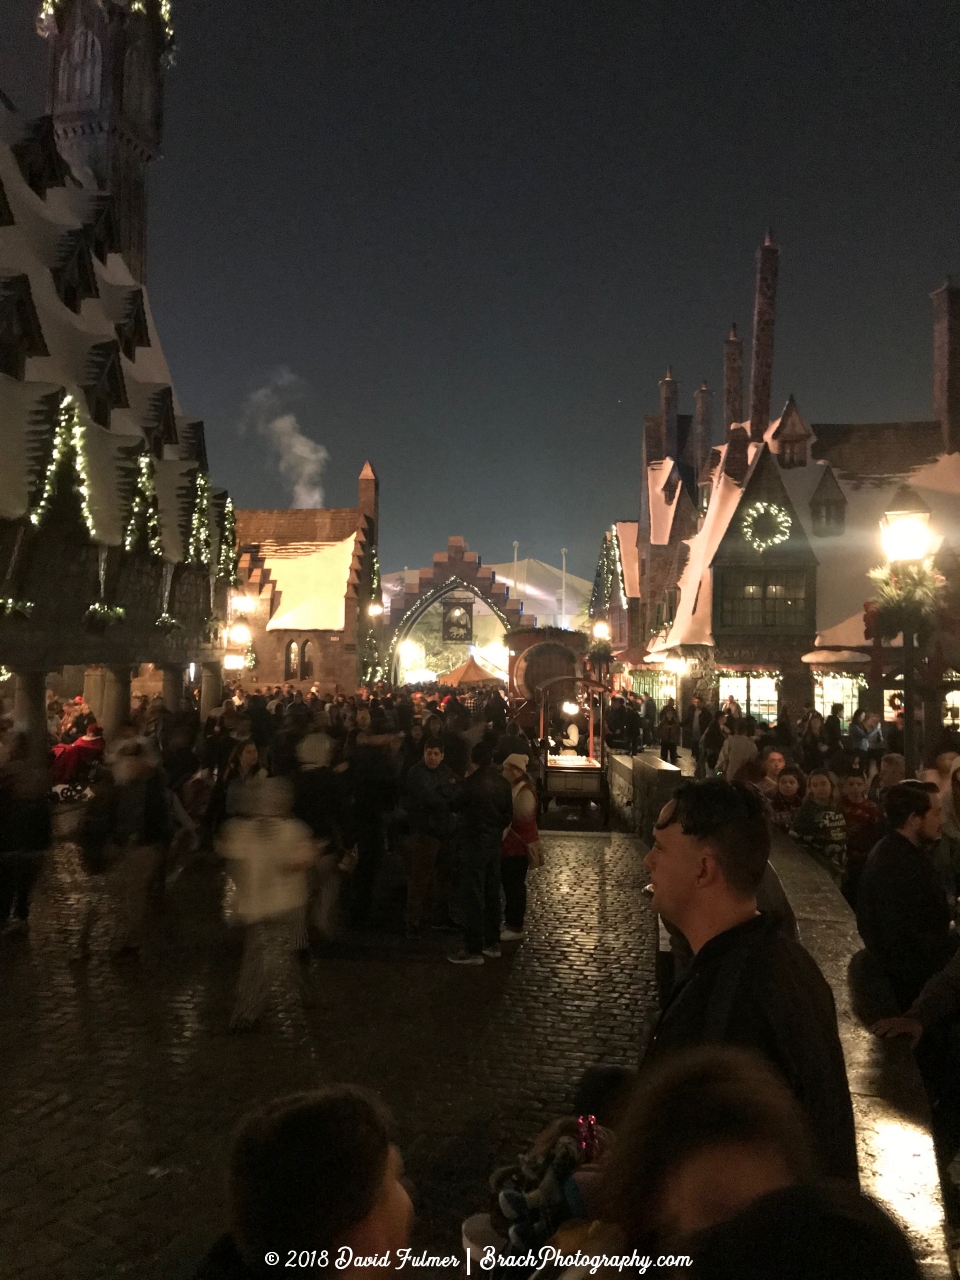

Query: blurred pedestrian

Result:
[219,776,316,1031]
[448,742,513,965]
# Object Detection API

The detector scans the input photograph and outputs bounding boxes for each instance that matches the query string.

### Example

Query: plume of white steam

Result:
[239,369,329,508]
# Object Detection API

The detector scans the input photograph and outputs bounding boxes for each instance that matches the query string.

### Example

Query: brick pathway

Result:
[0,830,657,1280]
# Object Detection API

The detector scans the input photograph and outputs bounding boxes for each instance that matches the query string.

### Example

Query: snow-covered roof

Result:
[0,112,213,563]
[647,460,683,545]
[663,441,764,649]
[615,522,640,598]
[263,534,359,632]
[662,429,960,653]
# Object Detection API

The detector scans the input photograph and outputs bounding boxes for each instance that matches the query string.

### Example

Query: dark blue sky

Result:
[3,0,960,577]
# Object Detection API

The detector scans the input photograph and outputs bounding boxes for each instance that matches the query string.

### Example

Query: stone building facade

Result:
[596,233,960,723]
[231,465,380,694]
[0,0,234,741]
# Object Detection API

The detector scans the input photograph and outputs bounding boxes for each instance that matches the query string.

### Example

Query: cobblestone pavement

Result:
[0,830,657,1280]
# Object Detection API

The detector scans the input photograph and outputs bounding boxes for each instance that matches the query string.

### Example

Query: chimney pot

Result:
[724,323,744,438]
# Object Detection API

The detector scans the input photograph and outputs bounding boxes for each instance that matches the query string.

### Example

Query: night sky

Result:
[3,0,960,579]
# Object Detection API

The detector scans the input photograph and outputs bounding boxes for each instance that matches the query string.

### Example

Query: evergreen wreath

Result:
[741,502,792,554]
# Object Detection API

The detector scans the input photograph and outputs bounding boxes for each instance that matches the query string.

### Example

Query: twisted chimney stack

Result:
[748,232,780,442]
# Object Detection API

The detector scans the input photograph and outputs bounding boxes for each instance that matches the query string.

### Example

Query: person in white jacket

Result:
[218,775,316,1031]
[716,720,758,780]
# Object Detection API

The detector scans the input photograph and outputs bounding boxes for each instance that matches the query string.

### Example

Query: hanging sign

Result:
[442,600,473,642]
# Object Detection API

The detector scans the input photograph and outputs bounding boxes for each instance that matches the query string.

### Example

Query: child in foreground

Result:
[790,768,847,875]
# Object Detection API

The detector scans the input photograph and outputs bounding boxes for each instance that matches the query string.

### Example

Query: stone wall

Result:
[607,753,682,842]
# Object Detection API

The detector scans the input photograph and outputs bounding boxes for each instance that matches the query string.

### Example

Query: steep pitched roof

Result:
[616,521,640,598]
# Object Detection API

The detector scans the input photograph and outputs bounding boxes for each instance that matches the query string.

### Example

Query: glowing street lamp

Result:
[592,620,611,641]
[228,622,251,645]
[367,602,384,617]
[880,494,934,777]
[880,509,933,565]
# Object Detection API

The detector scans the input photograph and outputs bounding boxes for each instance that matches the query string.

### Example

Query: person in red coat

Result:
[51,722,104,785]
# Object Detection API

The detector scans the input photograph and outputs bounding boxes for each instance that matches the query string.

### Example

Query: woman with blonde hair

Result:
[500,754,541,943]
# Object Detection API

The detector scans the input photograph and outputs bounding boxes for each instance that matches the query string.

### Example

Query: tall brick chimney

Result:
[660,367,678,459]
[932,278,960,453]
[724,323,744,438]
[722,425,750,486]
[693,382,713,482]
[358,461,379,537]
[748,232,779,442]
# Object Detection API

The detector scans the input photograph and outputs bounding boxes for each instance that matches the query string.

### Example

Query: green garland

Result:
[589,527,625,618]
[217,498,239,585]
[124,451,164,557]
[1,597,34,618]
[741,502,792,554]
[39,1,174,49]
[30,395,96,536]
[867,562,945,643]
[188,470,212,566]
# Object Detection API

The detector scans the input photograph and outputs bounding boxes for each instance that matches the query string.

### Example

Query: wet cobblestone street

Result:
[0,830,657,1280]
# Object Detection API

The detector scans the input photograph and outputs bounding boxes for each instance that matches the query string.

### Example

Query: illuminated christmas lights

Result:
[187,470,212,566]
[30,396,96,537]
[741,502,792,554]
[124,451,163,557]
[217,498,239,584]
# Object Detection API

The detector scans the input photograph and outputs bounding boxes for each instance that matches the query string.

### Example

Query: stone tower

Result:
[748,232,779,442]
[38,0,173,283]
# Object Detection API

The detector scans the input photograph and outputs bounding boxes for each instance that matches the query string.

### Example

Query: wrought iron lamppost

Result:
[878,499,935,778]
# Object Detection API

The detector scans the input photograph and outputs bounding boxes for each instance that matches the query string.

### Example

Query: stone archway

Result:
[387,575,511,683]
[385,538,524,684]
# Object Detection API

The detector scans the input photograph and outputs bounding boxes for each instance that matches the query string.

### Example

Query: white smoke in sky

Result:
[239,368,329,508]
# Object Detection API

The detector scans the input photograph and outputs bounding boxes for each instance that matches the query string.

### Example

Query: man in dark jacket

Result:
[856,780,957,1011]
[87,740,172,957]
[606,697,628,749]
[643,778,859,1184]
[403,738,456,936]
[447,741,513,965]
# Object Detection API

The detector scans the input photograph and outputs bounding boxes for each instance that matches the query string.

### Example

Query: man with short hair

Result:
[856,781,957,1010]
[868,752,905,808]
[402,738,455,937]
[194,1086,413,1278]
[643,778,858,1182]
[448,741,513,965]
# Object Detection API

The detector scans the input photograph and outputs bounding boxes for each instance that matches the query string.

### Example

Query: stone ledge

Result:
[769,830,950,1278]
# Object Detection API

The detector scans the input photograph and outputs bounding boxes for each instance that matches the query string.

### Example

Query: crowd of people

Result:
[191,776,929,1278]
[0,681,546,1012]
[2,679,958,1276]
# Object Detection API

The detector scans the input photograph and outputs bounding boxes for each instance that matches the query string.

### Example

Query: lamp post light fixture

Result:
[367,602,384,617]
[879,499,934,778]
[592,620,611,641]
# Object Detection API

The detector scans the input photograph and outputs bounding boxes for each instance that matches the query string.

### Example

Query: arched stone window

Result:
[301,640,315,680]
[285,640,300,681]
